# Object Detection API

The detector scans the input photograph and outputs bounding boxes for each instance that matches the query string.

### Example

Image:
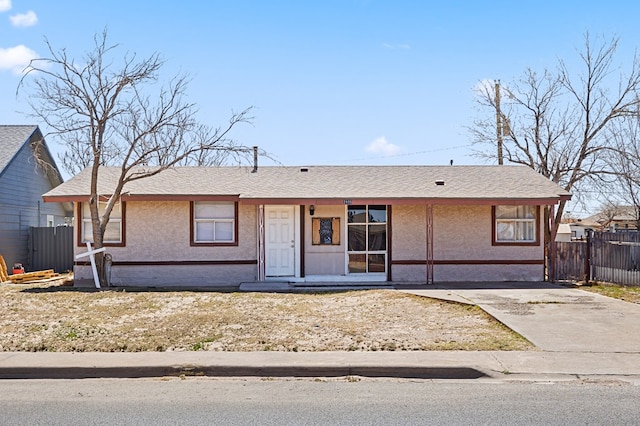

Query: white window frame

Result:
[193,201,236,244]
[81,201,123,244]
[494,205,538,244]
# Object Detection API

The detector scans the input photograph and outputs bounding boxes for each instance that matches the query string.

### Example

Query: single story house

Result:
[0,125,72,271]
[582,206,639,233]
[43,165,571,286]
[568,220,597,240]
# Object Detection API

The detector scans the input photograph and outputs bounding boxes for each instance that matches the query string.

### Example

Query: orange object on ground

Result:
[12,263,24,275]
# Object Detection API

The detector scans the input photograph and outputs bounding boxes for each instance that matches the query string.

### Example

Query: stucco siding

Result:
[392,204,546,282]
[74,201,258,286]
[433,205,543,261]
[435,264,543,281]
[392,264,426,282]
[392,263,544,282]
[74,201,549,286]
[75,264,255,287]
[75,201,257,261]
[304,204,345,275]
[392,205,427,260]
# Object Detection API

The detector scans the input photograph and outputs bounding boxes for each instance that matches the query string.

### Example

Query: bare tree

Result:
[602,118,640,230]
[18,30,257,285]
[590,201,636,231]
[470,33,640,237]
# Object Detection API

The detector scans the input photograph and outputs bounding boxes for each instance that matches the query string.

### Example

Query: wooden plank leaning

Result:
[0,255,8,282]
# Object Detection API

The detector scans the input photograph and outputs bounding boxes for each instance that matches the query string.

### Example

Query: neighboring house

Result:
[43,165,570,286]
[582,206,639,232]
[568,219,597,240]
[0,125,72,270]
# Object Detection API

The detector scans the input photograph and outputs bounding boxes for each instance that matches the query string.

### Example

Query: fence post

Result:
[585,229,592,284]
[548,205,556,283]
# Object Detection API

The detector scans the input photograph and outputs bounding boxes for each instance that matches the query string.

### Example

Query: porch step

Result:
[290,281,393,288]
[239,282,292,292]
[238,281,394,292]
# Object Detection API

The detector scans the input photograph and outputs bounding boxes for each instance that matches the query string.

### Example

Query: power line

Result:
[329,144,474,164]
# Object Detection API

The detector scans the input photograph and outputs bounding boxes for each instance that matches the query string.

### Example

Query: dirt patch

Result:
[0,283,533,352]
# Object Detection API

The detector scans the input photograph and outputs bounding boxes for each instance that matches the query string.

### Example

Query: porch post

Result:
[300,205,305,278]
[426,204,434,285]
[257,205,265,281]
[548,204,556,282]
[387,205,392,282]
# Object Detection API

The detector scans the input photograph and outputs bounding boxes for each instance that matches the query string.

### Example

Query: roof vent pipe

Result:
[252,146,258,173]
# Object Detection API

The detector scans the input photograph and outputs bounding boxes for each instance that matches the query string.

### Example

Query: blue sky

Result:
[1,1,639,214]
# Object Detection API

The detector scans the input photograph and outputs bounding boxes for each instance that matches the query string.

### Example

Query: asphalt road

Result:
[0,378,639,425]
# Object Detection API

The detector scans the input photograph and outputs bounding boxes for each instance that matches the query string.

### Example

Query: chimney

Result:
[252,146,258,173]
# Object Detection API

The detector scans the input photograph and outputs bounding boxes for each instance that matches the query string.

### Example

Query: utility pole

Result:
[495,80,504,165]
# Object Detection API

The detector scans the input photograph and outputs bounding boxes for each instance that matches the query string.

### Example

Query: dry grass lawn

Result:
[0,282,533,352]
[579,283,640,304]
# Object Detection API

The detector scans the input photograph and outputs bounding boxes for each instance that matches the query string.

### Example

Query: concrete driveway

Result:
[399,282,640,353]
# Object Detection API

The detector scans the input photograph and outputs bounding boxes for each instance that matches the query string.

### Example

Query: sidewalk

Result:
[2,282,640,381]
[2,350,640,381]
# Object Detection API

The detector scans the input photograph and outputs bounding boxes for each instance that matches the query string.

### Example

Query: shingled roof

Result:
[0,125,65,185]
[43,165,571,205]
[0,125,39,175]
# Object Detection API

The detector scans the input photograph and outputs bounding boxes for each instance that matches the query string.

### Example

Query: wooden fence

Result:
[554,231,640,285]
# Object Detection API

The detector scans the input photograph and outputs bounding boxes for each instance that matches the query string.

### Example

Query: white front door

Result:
[265,206,295,277]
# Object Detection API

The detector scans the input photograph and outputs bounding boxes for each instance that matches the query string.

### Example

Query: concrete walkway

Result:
[2,282,640,381]
[399,282,640,353]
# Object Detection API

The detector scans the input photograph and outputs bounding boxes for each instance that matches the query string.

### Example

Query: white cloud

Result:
[0,44,37,74]
[365,136,401,156]
[0,0,11,12]
[10,10,37,27]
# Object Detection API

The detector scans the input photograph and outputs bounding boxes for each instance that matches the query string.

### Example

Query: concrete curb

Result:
[2,351,640,381]
[0,365,488,380]
[0,351,493,380]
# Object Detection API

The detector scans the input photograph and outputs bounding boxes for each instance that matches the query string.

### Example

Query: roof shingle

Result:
[0,125,38,174]
[43,165,571,203]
